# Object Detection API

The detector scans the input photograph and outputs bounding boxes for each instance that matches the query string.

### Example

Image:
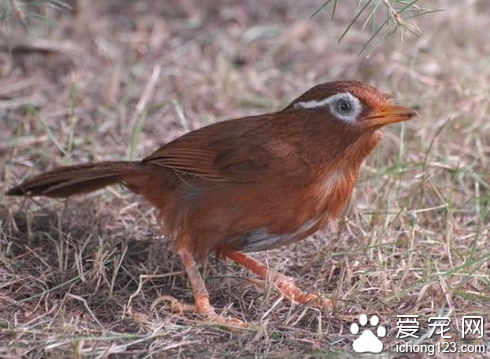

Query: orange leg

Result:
[151,235,246,328]
[177,246,217,316]
[225,251,333,308]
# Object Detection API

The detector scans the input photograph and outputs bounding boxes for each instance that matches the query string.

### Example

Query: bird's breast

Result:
[217,168,358,253]
[312,166,359,229]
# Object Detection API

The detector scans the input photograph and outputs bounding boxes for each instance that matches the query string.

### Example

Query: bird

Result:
[7,80,417,325]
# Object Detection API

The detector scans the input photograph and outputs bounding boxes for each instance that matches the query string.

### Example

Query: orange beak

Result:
[366,104,418,127]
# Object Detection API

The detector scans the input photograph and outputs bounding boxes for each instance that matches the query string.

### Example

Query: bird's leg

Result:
[150,247,216,315]
[225,251,334,308]
[151,236,247,328]
[176,246,217,316]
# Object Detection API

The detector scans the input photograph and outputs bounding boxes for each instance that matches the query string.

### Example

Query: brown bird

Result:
[7,80,416,325]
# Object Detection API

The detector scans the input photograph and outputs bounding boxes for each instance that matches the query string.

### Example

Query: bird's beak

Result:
[366,104,418,127]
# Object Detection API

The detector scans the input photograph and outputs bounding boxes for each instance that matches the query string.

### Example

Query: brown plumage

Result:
[7,80,417,325]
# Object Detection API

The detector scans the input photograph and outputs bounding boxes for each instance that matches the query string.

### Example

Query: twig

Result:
[312,0,438,54]
[127,65,161,159]
[9,0,26,22]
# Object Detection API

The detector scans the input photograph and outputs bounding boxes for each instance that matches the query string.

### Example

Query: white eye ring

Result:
[327,92,362,123]
[294,92,363,124]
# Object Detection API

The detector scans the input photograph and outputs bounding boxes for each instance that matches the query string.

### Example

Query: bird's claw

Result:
[274,276,335,309]
[150,295,250,330]
[243,276,335,309]
[150,295,196,313]
[205,313,251,330]
[300,292,335,309]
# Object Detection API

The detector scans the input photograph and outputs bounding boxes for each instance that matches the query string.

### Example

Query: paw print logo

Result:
[350,314,386,353]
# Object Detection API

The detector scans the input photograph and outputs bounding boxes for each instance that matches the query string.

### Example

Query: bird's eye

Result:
[293,91,362,124]
[328,92,362,124]
[336,99,352,114]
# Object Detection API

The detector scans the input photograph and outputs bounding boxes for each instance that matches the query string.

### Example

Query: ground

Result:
[1,1,489,358]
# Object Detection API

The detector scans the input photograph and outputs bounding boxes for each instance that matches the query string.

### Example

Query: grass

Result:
[1,0,490,358]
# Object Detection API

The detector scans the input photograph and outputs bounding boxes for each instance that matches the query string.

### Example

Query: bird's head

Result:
[281,80,418,164]
[287,80,417,131]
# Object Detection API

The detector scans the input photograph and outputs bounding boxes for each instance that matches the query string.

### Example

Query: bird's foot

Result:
[150,295,249,329]
[151,295,197,313]
[224,251,334,310]
[273,275,335,309]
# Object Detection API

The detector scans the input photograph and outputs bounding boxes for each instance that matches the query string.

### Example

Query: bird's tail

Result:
[7,161,150,198]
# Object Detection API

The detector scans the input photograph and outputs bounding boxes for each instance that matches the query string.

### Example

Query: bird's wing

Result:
[142,115,296,182]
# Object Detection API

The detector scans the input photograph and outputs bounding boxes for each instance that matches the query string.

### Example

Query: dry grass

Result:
[1,1,489,358]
